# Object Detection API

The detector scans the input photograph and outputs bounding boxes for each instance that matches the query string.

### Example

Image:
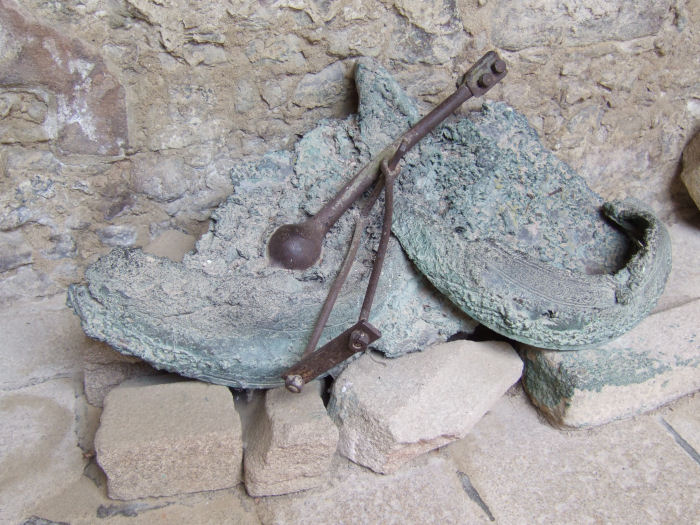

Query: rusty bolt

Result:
[491,59,507,74]
[478,72,495,88]
[349,329,370,351]
[285,374,304,393]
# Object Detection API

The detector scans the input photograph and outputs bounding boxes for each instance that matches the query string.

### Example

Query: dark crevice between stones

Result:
[96,502,171,519]
[83,457,106,489]
[20,517,69,525]
[321,375,334,407]
[659,417,700,467]
[448,324,515,344]
[457,471,496,522]
[231,388,263,446]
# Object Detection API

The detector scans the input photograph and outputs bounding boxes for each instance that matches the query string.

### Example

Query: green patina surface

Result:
[389,102,671,349]
[69,58,672,388]
[67,59,476,389]
[524,347,673,410]
[522,353,575,410]
[522,300,700,424]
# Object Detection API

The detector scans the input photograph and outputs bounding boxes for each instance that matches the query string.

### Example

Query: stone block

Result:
[0,266,60,307]
[653,220,700,312]
[523,299,700,428]
[491,0,670,51]
[243,382,338,496]
[0,294,84,390]
[95,377,242,499]
[255,455,491,524]
[328,340,523,474]
[293,61,351,109]
[0,230,32,272]
[0,379,85,524]
[445,389,700,524]
[661,392,700,455]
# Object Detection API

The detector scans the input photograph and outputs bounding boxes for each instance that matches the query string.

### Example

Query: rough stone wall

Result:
[1,0,698,308]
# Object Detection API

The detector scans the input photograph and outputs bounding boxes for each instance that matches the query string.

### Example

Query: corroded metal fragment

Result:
[340,59,671,349]
[68,58,671,391]
[67,59,480,389]
[389,102,671,349]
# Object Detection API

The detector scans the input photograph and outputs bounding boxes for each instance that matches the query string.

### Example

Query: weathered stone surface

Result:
[27,477,261,525]
[394,0,463,35]
[0,88,53,145]
[255,455,492,524]
[445,388,700,524]
[74,397,102,457]
[661,392,700,455]
[131,154,191,203]
[142,229,197,263]
[0,148,63,232]
[67,60,477,390]
[0,230,32,273]
[681,131,700,210]
[293,61,353,109]
[43,233,77,260]
[0,0,127,155]
[0,294,85,390]
[0,266,60,307]
[0,288,153,412]
[652,221,700,313]
[0,150,150,298]
[83,352,161,408]
[0,2,698,523]
[95,377,242,499]
[97,225,138,247]
[17,381,700,524]
[20,517,69,525]
[523,299,700,428]
[124,0,230,67]
[328,340,523,473]
[492,0,672,51]
[0,379,85,523]
[324,17,388,58]
[243,383,338,496]
[388,14,469,65]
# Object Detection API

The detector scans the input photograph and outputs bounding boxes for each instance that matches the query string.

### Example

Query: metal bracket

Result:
[461,50,507,97]
[282,320,381,392]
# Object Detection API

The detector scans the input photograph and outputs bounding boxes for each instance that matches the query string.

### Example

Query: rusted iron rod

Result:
[268,51,507,272]
[280,51,508,392]
[359,160,397,321]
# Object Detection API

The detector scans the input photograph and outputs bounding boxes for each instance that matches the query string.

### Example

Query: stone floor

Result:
[1,294,699,525]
